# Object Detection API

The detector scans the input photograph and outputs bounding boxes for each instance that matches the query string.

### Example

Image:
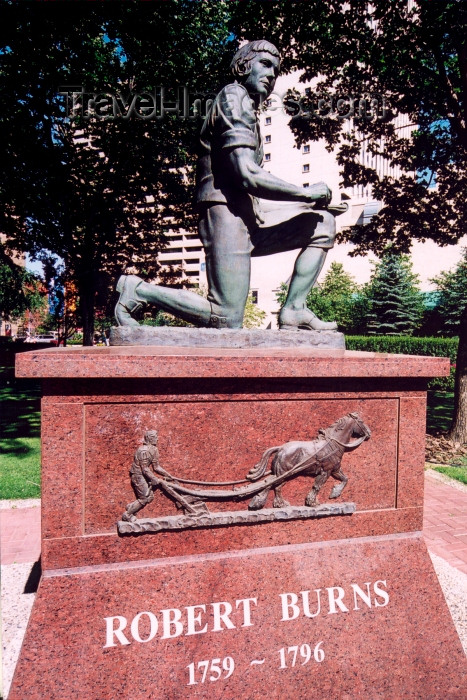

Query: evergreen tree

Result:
[364,253,423,336]
[432,249,467,337]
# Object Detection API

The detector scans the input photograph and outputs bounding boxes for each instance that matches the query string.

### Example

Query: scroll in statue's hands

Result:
[301,182,332,208]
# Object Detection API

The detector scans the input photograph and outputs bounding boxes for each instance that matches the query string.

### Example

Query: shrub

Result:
[345,335,458,390]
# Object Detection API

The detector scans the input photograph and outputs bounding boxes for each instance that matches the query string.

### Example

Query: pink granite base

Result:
[35,386,426,570]
[15,348,441,572]
[12,347,459,698]
[36,380,427,570]
[9,533,467,699]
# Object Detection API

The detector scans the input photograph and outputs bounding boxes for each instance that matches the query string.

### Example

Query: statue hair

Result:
[230,40,280,78]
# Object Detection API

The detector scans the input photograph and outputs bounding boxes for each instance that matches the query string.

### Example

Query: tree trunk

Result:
[79,274,96,347]
[448,303,467,444]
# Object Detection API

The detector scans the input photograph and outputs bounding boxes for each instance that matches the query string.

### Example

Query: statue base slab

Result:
[110,325,345,348]
[10,346,466,698]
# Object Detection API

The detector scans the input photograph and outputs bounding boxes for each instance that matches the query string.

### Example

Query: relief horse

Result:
[246,412,371,510]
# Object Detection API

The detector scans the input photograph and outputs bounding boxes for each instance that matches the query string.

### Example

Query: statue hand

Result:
[158,469,175,482]
[301,182,332,207]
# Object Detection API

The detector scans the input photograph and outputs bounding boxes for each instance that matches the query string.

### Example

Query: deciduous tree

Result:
[0,246,44,327]
[231,0,467,440]
[1,0,232,344]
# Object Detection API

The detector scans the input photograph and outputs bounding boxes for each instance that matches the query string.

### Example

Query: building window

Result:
[265,153,271,162]
[265,134,271,143]
[302,164,310,173]
[251,290,258,304]
[303,144,310,154]
[265,116,271,125]
[303,183,309,188]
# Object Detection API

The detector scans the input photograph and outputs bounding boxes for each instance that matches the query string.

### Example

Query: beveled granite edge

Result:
[15,346,450,379]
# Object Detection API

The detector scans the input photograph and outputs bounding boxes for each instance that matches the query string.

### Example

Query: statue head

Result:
[230,40,280,99]
[143,430,158,446]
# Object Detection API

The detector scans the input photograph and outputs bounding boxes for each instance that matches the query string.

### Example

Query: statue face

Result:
[243,51,280,100]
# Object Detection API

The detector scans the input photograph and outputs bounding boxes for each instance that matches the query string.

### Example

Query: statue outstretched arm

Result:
[154,465,174,480]
[226,147,331,205]
[140,461,166,487]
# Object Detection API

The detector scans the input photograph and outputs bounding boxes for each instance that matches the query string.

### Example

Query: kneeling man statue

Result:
[115,40,341,331]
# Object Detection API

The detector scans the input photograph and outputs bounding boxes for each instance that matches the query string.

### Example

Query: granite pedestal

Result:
[10,346,467,699]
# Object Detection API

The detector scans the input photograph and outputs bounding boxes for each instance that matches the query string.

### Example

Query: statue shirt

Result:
[131,444,159,476]
[195,82,263,209]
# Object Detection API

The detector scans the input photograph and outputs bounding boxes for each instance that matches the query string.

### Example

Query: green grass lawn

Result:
[433,465,467,485]
[1,437,41,498]
[0,367,41,499]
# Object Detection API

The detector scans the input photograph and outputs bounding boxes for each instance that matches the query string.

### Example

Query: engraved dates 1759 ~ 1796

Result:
[117,413,371,534]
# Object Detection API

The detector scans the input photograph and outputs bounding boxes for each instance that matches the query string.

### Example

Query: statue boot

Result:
[278,306,337,331]
[115,275,145,327]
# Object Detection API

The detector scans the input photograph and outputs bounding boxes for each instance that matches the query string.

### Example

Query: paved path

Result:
[0,504,41,565]
[1,472,467,569]
[423,470,467,576]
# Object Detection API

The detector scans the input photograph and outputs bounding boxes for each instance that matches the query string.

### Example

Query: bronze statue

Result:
[118,414,371,533]
[115,40,346,331]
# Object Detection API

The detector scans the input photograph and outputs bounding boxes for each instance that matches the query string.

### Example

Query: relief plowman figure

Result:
[115,40,346,331]
[122,430,175,523]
